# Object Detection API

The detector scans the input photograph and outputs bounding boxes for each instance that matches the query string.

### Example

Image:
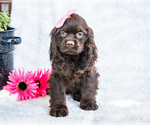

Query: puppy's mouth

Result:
[63,49,79,55]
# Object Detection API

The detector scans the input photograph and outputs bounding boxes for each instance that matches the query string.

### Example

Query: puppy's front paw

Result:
[80,100,98,110]
[50,105,68,117]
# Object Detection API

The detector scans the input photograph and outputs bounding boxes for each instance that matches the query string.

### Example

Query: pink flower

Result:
[3,69,38,101]
[33,69,51,97]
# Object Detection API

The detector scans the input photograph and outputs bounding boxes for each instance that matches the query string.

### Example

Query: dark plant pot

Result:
[0,27,21,90]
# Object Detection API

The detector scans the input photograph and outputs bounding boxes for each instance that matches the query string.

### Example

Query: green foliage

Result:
[0,11,11,31]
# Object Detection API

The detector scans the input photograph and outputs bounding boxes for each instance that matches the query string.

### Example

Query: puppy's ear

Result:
[77,27,98,70]
[50,27,57,60]
[86,27,98,61]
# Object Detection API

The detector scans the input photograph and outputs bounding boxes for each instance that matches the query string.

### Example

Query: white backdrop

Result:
[0,0,150,124]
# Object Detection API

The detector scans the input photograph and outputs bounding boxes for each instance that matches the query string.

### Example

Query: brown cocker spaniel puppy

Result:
[48,13,99,117]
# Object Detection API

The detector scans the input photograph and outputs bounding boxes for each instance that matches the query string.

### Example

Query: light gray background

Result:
[0,0,150,125]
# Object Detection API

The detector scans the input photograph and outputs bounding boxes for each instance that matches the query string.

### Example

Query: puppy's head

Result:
[50,14,93,57]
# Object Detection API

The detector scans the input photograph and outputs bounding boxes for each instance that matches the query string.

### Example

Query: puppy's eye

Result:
[76,32,84,38]
[60,31,67,37]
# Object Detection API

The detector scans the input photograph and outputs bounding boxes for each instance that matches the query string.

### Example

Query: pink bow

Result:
[56,9,77,28]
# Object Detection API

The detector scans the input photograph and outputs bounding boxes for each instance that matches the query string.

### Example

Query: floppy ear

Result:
[50,27,58,61]
[77,27,98,70]
[87,27,98,61]
[50,28,65,71]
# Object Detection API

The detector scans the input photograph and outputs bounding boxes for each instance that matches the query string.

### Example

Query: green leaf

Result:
[0,27,4,31]
[4,24,7,30]
[0,11,11,31]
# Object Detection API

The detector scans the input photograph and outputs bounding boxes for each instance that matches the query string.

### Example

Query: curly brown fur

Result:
[48,14,99,117]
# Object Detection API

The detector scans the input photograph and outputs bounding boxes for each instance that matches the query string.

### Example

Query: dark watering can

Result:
[0,27,21,90]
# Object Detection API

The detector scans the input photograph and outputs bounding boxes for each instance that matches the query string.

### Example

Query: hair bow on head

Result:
[56,9,77,28]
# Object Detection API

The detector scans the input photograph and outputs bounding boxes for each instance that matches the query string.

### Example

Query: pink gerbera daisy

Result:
[33,69,51,97]
[3,69,38,101]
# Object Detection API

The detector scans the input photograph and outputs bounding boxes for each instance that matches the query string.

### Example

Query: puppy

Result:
[48,12,99,117]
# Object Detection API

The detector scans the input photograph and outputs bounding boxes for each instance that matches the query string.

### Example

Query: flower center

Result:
[18,82,27,91]
[35,80,41,88]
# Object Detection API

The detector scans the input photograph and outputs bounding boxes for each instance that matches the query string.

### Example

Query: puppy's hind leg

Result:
[72,88,82,102]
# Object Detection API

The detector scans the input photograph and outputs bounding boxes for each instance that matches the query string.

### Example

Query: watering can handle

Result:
[0,37,21,45]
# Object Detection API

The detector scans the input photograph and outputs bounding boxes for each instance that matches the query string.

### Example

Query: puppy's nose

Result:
[66,41,75,48]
